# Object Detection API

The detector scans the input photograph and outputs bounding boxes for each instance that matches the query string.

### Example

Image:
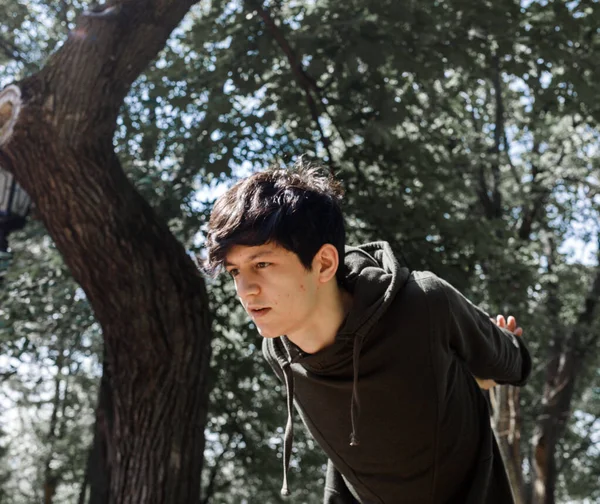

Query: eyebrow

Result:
[224,250,275,268]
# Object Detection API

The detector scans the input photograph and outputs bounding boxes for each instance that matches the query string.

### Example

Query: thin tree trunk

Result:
[77,467,89,504]
[531,242,600,504]
[43,339,66,504]
[491,385,525,504]
[0,1,213,502]
[531,351,581,504]
[483,54,527,499]
[79,350,113,504]
[200,447,228,504]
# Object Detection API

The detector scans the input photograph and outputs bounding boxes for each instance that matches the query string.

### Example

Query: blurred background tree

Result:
[1,0,599,502]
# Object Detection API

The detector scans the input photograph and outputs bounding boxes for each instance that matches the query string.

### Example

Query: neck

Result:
[286,282,353,354]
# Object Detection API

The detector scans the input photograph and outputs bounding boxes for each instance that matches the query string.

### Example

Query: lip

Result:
[248,307,271,319]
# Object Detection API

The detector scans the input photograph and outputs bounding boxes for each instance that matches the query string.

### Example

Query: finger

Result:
[507,316,517,331]
[496,315,506,327]
[481,381,497,390]
[514,327,523,337]
[475,377,497,390]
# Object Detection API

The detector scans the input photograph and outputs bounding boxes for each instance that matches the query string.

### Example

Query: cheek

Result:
[273,286,301,312]
[295,283,317,310]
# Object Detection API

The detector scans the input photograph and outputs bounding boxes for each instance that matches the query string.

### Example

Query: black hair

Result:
[204,158,346,283]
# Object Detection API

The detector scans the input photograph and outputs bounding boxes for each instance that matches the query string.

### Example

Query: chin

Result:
[256,325,284,339]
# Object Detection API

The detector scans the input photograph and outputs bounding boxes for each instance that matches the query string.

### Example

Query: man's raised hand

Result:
[494,314,523,337]
[474,314,524,390]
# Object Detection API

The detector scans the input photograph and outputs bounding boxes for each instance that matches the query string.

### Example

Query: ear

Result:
[313,244,339,284]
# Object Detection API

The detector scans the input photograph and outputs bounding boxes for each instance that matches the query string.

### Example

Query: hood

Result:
[274,241,410,496]
[340,241,410,338]
[276,241,410,371]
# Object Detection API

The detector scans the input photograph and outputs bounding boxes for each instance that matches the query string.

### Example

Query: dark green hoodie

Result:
[263,242,531,503]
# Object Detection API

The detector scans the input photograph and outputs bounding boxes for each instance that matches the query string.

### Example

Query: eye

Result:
[256,262,271,269]
[228,268,239,278]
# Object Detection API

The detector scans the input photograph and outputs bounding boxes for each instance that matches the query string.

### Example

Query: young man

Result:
[204,161,531,504]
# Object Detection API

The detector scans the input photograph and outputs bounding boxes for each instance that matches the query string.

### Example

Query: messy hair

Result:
[204,159,346,282]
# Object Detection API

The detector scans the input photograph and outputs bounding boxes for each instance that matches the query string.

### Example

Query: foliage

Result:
[0,222,100,503]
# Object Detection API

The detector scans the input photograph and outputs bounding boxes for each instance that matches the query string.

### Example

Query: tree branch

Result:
[247,0,337,171]
[576,249,600,351]
[0,86,22,146]
[0,34,28,65]
[17,0,201,145]
[465,98,495,218]
[517,142,562,240]
[244,1,388,201]
[491,53,503,217]
[518,190,549,240]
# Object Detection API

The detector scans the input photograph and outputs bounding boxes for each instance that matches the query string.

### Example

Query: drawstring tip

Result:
[349,432,360,447]
[281,484,291,497]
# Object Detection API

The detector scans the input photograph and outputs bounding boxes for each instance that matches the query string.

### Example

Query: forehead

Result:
[224,242,291,266]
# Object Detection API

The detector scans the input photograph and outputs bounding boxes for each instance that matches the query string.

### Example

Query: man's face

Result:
[224,242,320,338]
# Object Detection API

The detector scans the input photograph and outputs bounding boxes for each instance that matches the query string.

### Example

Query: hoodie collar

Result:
[273,241,410,497]
[284,241,409,371]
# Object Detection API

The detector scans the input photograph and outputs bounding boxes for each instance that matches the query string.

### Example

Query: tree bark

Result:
[85,350,114,504]
[0,1,213,503]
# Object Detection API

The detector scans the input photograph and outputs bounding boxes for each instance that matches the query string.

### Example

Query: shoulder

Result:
[407,270,442,288]
[373,271,452,328]
[391,271,463,325]
[402,271,451,301]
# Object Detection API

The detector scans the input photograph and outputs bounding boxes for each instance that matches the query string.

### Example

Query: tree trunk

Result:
[77,466,89,504]
[491,385,526,504]
[43,478,58,504]
[43,337,66,504]
[531,349,582,504]
[0,1,213,503]
[531,245,600,504]
[85,350,114,504]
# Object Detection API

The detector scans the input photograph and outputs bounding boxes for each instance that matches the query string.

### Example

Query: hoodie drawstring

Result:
[349,335,363,446]
[281,360,295,497]
[279,336,363,497]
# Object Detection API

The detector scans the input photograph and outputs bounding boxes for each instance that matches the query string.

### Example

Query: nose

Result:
[235,274,260,300]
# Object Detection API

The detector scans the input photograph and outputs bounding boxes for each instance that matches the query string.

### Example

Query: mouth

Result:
[249,307,271,318]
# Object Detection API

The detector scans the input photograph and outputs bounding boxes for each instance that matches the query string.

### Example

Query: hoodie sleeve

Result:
[324,460,361,504]
[434,277,532,386]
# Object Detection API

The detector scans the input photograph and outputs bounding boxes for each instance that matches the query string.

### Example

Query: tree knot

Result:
[0,85,22,146]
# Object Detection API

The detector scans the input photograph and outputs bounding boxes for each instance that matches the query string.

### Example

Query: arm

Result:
[437,278,532,386]
[324,460,360,504]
